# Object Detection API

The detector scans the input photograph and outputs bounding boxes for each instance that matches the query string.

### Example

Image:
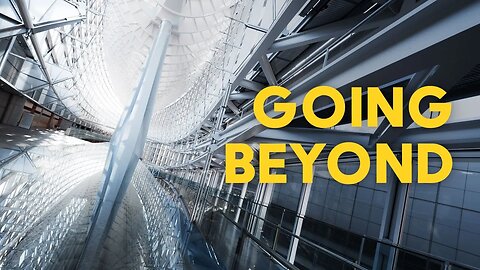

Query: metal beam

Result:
[0,25,26,39]
[259,55,278,85]
[230,0,309,91]
[396,119,480,149]
[267,14,390,53]
[227,100,241,115]
[32,17,85,34]
[15,0,77,124]
[372,67,438,144]
[216,0,480,152]
[287,182,312,263]
[0,16,84,39]
[0,36,16,73]
[239,79,266,92]
[373,56,477,145]
[229,91,257,101]
[153,0,308,153]
[252,127,371,146]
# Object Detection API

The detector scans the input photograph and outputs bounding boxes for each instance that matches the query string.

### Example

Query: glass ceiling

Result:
[1,0,238,132]
[1,0,299,142]
[102,0,238,108]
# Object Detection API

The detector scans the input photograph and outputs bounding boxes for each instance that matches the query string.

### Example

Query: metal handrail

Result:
[211,206,301,270]
[212,193,478,270]
[210,194,369,270]
[170,175,479,270]
[169,176,368,269]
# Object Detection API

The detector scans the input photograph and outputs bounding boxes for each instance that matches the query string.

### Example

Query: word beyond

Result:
[226,86,453,185]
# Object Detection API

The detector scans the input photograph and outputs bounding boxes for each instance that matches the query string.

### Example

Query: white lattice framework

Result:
[148,0,288,143]
[0,142,108,265]
[16,0,124,128]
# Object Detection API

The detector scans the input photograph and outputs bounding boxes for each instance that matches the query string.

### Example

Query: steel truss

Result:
[143,1,480,268]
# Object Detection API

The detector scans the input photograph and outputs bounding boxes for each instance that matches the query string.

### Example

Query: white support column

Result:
[170,150,176,166]
[234,183,248,223]
[157,144,163,163]
[78,17,176,269]
[223,183,234,213]
[373,173,410,269]
[196,170,219,218]
[156,144,161,163]
[173,151,179,166]
[248,183,265,233]
[177,151,182,166]
[253,183,274,238]
[169,150,175,166]
[287,182,312,264]
[214,171,226,207]
[167,148,173,166]
[159,146,164,165]
[153,143,159,162]
[182,152,187,165]
[172,151,178,166]
[160,147,168,166]
[191,169,207,221]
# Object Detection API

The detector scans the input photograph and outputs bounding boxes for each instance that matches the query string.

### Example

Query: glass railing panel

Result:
[295,240,356,270]
[156,167,480,270]
[237,237,289,270]
[273,227,292,259]
[201,211,242,269]
[395,248,443,270]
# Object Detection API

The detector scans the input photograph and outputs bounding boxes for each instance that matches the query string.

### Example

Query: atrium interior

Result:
[0,0,480,269]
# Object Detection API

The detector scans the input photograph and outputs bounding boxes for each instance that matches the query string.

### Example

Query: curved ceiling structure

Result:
[0,0,291,140]
[1,0,238,130]
[102,0,237,108]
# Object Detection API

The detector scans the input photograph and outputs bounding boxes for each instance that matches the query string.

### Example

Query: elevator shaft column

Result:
[78,20,172,269]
